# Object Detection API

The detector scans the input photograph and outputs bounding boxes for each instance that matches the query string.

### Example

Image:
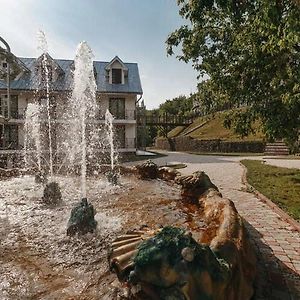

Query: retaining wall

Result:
[156,136,265,153]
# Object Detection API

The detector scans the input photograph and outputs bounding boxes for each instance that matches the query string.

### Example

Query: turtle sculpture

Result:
[109,226,231,300]
[175,171,219,202]
[136,160,159,179]
[67,198,97,236]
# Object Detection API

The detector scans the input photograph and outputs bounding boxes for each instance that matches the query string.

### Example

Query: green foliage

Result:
[167,0,300,142]
[158,95,193,117]
[193,80,233,115]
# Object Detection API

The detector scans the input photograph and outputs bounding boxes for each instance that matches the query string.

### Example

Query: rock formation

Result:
[158,166,180,181]
[67,198,97,236]
[175,171,219,202]
[109,170,257,300]
[42,182,62,205]
[136,160,159,179]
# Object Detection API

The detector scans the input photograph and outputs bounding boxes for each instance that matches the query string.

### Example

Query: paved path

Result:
[127,152,300,299]
[262,158,300,170]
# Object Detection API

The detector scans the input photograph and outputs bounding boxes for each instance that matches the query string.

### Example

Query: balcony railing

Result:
[97,109,136,120]
[0,108,26,119]
[118,138,136,149]
[2,108,137,123]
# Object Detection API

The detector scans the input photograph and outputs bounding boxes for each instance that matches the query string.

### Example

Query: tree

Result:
[159,95,193,117]
[166,0,300,142]
[193,80,232,115]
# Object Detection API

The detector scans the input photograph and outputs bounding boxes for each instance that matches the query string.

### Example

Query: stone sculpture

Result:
[136,160,159,179]
[158,166,180,181]
[175,171,219,202]
[42,181,62,205]
[109,170,257,300]
[109,226,231,299]
[67,198,97,236]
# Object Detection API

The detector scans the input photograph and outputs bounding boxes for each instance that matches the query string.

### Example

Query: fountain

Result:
[37,30,54,178]
[105,109,119,184]
[24,103,42,173]
[68,41,97,198]
[0,35,258,299]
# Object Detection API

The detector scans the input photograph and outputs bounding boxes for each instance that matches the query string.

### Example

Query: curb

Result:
[240,162,300,233]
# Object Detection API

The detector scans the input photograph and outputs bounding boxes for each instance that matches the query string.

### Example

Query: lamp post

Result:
[0,36,11,119]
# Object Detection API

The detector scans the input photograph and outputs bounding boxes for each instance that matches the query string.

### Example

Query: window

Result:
[2,125,18,149]
[0,95,18,118]
[112,68,122,84]
[109,98,125,119]
[2,62,7,68]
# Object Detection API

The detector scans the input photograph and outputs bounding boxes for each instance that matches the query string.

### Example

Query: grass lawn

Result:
[241,160,300,221]
[189,152,264,156]
[167,110,265,141]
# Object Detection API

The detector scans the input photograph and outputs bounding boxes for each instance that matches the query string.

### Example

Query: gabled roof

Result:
[0,56,142,94]
[105,56,128,71]
[0,47,30,74]
[35,53,64,75]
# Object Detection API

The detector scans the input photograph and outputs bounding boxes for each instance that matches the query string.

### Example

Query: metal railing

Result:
[125,138,136,148]
[117,138,136,149]
[0,108,26,119]
[97,109,136,120]
[137,112,193,126]
[3,108,137,121]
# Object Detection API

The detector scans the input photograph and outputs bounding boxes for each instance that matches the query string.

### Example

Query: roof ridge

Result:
[18,56,138,65]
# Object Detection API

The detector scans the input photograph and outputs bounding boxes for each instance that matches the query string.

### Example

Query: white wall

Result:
[9,91,137,150]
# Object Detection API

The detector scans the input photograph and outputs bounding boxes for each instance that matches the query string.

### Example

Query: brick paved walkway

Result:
[127,152,300,299]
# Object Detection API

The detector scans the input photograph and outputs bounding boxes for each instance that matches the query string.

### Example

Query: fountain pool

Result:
[0,173,210,299]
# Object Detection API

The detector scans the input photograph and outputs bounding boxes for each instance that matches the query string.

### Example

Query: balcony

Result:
[118,138,136,150]
[3,108,137,126]
[97,109,136,121]
[0,108,26,120]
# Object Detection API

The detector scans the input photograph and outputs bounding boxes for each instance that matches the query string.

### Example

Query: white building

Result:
[0,53,143,155]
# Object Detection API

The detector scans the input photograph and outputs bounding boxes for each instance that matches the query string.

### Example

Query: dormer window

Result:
[35,53,65,84]
[105,56,128,85]
[112,68,122,84]
[41,64,53,82]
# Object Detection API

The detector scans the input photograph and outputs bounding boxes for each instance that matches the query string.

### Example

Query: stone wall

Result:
[156,136,265,153]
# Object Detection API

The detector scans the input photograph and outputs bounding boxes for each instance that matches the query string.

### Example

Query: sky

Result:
[0,0,199,109]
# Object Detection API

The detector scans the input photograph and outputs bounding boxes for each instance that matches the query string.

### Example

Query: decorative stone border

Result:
[110,162,257,300]
[240,162,300,232]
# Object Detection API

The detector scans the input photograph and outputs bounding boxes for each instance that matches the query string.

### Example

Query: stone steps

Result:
[264,142,289,156]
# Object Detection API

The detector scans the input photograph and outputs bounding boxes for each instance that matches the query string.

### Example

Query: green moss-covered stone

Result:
[67,198,97,236]
[131,226,230,299]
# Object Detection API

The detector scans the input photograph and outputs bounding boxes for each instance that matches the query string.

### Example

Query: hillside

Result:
[168,111,265,141]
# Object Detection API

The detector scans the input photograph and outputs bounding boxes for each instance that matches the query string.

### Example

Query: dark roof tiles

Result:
[0,57,142,94]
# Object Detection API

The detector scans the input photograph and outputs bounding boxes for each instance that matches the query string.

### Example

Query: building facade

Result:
[0,54,143,155]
